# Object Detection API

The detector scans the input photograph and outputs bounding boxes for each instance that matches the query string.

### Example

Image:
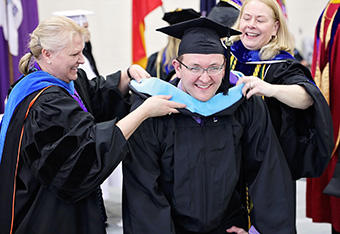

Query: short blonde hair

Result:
[232,0,294,60]
[19,16,89,75]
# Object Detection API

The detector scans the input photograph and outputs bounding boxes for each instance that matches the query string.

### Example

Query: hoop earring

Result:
[272,34,278,41]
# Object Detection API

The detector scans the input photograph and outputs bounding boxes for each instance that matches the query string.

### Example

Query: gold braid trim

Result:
[246,184,252,230]
[253,64,261,77]
[230,55,237,70]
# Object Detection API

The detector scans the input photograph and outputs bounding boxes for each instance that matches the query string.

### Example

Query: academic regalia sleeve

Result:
[21,86,128,202]
[238,96,295,234]
[265,60,333,179]
[75,69,131,122]
[123,117,175,234]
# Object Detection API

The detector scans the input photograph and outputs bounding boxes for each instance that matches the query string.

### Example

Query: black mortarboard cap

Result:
[162,8,201,25]
[157,17,241,94]
[157,17,240,56]
[207,4,240,27]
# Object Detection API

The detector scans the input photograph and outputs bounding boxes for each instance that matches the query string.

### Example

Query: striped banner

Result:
[0,0,39,113]
[132,0,162,68]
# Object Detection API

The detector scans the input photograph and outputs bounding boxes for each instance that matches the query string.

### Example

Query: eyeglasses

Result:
[176,59,225,76]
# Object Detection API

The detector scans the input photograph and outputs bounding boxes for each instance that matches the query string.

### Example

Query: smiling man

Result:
[123,17,296,234]
[173,54,225,101]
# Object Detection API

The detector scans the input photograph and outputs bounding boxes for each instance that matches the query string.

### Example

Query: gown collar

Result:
[231,40,294,64]
[129,75,244,118]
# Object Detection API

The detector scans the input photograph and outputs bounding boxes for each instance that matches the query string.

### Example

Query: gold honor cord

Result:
[246,184,252,230]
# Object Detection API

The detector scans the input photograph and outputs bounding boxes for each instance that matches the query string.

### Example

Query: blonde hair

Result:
[19,16,89,75]
[232,0,294,60]
[156,36,181,75]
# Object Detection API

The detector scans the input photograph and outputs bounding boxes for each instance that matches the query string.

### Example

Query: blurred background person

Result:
[291,34,310,68]
[207,0,242,27]
[306,1,340,233]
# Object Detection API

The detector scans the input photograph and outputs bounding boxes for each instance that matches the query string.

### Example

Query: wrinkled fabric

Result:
[123,80,295,234]
[231,42,333,179]
[0,69,129,234]
[129,73,244,117]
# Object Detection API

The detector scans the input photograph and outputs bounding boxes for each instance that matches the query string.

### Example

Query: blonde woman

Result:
[232,0,333,180]
[0,16,185,234]
[230,0,333,231]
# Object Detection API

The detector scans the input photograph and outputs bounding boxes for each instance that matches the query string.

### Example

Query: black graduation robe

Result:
[123,79,295,234]
[231,41,334,179]
[0,69,129,234]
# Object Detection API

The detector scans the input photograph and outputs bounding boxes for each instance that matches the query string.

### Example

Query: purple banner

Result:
[0,0,39,113]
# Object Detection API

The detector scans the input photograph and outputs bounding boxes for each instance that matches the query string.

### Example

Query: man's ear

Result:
[172,59,182,78]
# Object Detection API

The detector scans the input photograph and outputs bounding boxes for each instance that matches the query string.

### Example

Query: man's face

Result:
[173,53,225,102]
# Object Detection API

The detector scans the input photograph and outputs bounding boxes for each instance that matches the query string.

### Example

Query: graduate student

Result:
[123,17,295,234]
[0,16,185,234]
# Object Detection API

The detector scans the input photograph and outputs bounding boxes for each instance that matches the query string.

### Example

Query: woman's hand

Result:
[236,76,274,99]
[226,226,248,234]
[140,95,186,118]
[116,95,186,139]
[119,64,151,95]
[236,76,313,109]
[128,64,151,82]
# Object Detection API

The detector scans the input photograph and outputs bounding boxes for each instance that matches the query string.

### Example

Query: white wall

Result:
[37,0,199,76]
[285,0,329,64]
[37,0,329,76]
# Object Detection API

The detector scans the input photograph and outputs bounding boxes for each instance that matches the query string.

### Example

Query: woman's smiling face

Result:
[239,0,279,51]
[47,34,85,83]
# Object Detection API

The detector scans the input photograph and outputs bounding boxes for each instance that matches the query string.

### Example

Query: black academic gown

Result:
[231,45,333,179]
[123,79,295,234]
[0,69,129,234]
[263,61,333,179]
